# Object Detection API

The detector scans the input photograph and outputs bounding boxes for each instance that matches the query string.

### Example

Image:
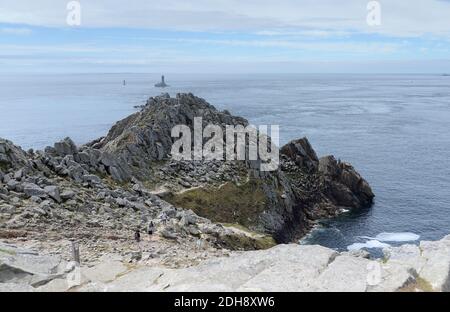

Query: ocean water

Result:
[1,73,450,251]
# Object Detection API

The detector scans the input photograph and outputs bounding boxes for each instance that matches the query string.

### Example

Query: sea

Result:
[1,73,450,251]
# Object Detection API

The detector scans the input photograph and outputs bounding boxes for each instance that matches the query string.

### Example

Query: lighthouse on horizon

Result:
[155,75,168,88]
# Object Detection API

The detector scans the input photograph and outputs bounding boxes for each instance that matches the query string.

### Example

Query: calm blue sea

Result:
[1,73,450,251]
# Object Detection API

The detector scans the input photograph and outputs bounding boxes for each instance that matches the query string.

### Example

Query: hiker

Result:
[160,212,169,224]
[134,229,141,242]
[147,221,155,235]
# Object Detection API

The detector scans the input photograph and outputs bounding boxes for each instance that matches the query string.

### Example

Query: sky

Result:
[0,0,450,73]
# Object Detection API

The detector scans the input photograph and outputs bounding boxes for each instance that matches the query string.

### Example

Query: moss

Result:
[0,160,9,171]
[399,277,434,292]
[219,224,277,250]
[164,179,267,228]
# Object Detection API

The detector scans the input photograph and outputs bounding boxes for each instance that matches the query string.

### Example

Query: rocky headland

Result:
[0,93,396,292]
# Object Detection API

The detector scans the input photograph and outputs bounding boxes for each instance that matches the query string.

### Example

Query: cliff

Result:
[1,93,373,246]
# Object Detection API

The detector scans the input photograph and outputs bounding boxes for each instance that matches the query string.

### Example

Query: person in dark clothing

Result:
[134,229,141,242]
[148,221,155,235]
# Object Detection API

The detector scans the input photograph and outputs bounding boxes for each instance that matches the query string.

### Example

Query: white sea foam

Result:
[347,240,391,251]
[359,232,420,242]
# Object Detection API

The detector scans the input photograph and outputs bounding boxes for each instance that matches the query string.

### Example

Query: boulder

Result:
[44,186,61,203]
[53,137,78,156]
[22,183,47,199]
[82,174,102,185]
[60,189,76,201]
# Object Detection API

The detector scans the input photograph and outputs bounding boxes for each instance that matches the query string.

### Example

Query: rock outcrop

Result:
[1,93,373,246]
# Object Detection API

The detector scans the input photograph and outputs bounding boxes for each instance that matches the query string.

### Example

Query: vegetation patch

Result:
[0,160,9,171]
[399,277,434,292]
[220,223,277,250]
[164,179,267,228]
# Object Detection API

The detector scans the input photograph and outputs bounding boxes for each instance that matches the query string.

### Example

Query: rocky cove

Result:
[1,93,447,292]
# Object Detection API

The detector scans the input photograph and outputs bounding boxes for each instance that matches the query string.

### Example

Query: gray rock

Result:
[82,174,102,185]
[6,179,20,191]
[160,228,178,240]
[22,183,47,198]
[13,169,23,180]
[60,189,76,201]
[53,137,77,156]
[0,243,66,286]
[44,186,61,203]
[280,138,319,172]
[418,237,450,291]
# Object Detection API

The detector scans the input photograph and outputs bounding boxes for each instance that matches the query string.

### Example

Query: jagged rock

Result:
[0,139,31,170]
[60,189,76,201]
[6,179,20,191]
[13,169,23,180]
[0,93,374,249]
[319,155,374,208]
[82,174,102,185]
[44,186,61,203]
[280,138,319,172]
[22,183,47,199]
[53,137,77,156]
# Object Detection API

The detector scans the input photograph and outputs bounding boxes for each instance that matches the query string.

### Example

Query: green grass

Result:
[0,160,9,171]
[163,179,267,228]
[219,224,277,250]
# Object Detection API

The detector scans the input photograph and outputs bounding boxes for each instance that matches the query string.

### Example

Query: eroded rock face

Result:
[0,139,32,171]
[0,93,373,245]
[318,155,374,209]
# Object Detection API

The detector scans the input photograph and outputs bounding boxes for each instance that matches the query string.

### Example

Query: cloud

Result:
[0,0,449,38]
[0,27,32,35]
[150,37,402,54]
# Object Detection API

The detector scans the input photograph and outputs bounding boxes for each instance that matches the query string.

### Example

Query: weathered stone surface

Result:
[382,235,450,292]
[2,235,450,292]
[22,183,47,198]
[53,137,78,156]
[82,258,128,284]
[417,237,450,291]
[44,185,61,203]
[0,282,35,292]
[280,138,319,172]
[60,189,76,201]
[0,242,67,287]
[318,155,374,208]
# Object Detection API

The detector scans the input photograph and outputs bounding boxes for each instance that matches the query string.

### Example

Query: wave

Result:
[347,240,391,251]
[359,232,420,242]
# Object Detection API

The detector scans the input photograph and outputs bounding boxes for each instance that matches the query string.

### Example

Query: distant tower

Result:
[155,75,168,88]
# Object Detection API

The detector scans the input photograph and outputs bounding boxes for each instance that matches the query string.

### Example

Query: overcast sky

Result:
[1,0,450,73]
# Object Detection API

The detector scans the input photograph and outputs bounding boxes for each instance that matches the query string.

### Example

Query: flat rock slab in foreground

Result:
[3,235,449,292]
